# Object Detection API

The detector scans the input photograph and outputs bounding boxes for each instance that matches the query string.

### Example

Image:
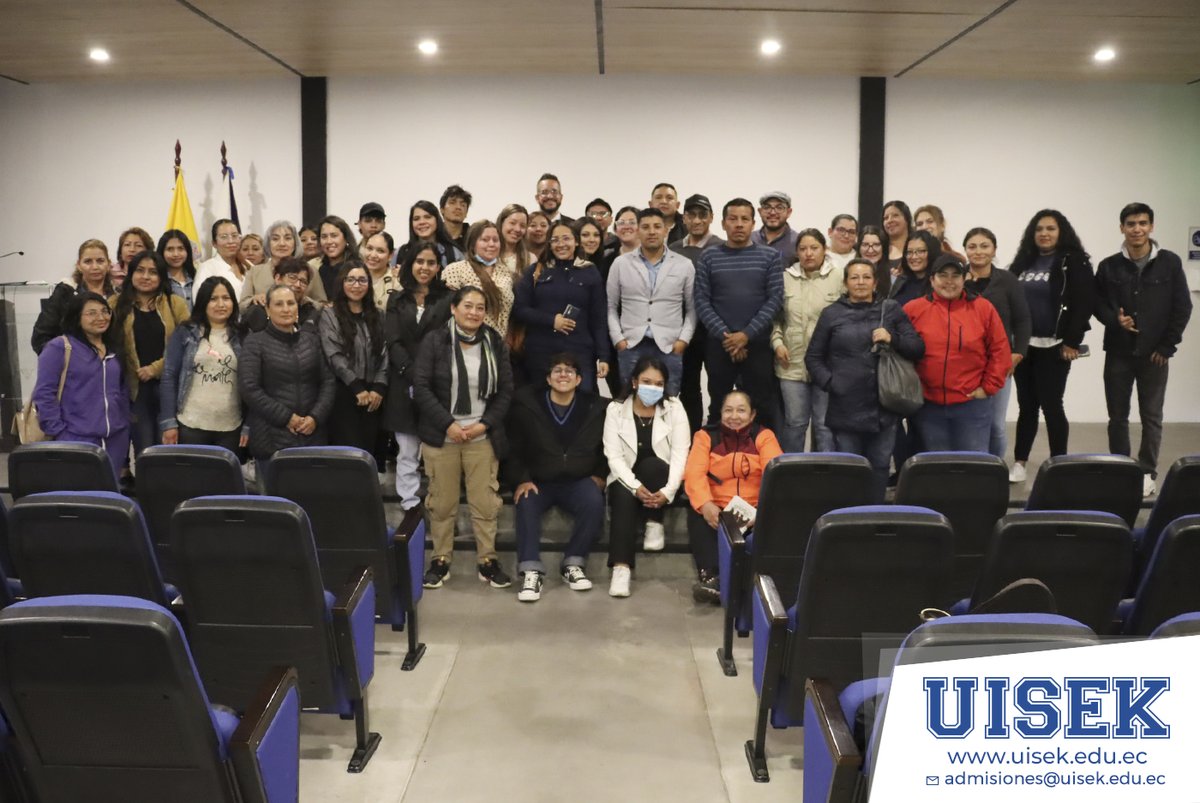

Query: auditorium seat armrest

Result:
[230,666,301,803]
[751,574,790,695]
[718,511,748,609]
[804,677,863,803]
[333,566,376,699]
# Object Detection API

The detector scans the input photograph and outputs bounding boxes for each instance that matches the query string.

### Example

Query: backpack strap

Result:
[56,335,72,402]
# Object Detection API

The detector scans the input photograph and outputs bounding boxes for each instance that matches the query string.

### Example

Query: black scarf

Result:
[450,319,497,415]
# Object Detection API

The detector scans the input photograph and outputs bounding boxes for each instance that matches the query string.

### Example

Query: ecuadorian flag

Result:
[166,168,201,256]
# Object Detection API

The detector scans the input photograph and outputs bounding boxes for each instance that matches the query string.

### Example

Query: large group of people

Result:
[30,180,1193,601]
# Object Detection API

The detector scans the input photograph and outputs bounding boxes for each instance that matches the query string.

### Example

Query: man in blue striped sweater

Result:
[693,198,784,428]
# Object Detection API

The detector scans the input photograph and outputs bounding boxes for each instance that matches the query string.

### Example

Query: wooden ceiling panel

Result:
[0,0,289,82]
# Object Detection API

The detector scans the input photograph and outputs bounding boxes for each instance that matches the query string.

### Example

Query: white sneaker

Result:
[518,571,543,603]
[561,565,593,591]
[643,521,665,551]
[1008,462,1027,484]
[1143,475,1157,498]
[608,566,631,598]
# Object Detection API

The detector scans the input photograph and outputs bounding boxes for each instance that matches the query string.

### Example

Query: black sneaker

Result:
[477,558,512,588]
[692,571,720,605]
[423,558,450,589]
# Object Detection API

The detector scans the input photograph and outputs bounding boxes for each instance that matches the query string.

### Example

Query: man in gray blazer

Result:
[606,208,696,396]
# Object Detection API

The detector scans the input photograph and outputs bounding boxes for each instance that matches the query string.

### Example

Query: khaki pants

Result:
[422,438,501,563]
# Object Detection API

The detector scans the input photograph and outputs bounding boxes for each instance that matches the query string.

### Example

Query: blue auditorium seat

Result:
[264,446,426,668]
[745,505,953,781]
[1148,612,1200,639]
[7,441,119,499]
[1025,453,1143,527]
[895,451,1009,600]
[1132,455,1200,561]
[957,511,1132,634]
[171,495,382,772]
[0,594,300,802]
[8,492,176,607]
[717,453,873,676]
[803,613,1097,799]
[136,445,246,583]
[1121,515,1200,636]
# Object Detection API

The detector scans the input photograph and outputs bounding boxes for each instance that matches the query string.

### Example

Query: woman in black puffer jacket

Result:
[805,259,924,501]
[239,283,336,462]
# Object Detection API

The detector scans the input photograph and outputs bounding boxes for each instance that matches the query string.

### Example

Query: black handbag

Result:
[875,301,924,416]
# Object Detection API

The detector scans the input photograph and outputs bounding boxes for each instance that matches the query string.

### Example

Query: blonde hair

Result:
[72,238,112,288]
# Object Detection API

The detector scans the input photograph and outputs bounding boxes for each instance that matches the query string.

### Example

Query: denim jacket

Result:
[158,322,245,432]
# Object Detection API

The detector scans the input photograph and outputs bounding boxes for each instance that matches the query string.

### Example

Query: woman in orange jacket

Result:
[683,390,782,603]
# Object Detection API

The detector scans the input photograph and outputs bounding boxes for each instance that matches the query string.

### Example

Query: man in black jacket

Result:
[1095,202,1193,496]
[506,352,608,602]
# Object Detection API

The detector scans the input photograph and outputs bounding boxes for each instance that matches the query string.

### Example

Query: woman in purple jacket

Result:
[32,292,131,473]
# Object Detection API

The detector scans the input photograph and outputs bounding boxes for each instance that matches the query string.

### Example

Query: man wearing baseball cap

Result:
[357,202,386,241]
[751,191,799,267]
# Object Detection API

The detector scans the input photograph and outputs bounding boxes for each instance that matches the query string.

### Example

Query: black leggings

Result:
[688,509,718,577]
[608,456,669,568]
[1013,345,1072,461]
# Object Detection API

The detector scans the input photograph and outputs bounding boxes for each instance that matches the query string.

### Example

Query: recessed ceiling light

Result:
[89,48,110,63]
[1094,46,1116,63]
[418,40,438,56]
[760,39,781,56]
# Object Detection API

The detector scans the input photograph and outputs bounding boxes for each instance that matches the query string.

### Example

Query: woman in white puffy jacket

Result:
[602,353,691,598]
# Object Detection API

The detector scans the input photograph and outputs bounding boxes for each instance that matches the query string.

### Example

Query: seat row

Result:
[729,503,1200,786]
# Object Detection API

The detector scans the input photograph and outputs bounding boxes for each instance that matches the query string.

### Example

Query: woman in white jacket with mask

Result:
[602,354,691,598]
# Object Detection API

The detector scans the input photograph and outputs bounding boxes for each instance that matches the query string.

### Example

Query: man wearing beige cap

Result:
[752,191,799,267]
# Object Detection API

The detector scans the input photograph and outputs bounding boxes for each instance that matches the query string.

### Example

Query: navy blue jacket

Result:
[805,296,925,433]
[513,260,608,362]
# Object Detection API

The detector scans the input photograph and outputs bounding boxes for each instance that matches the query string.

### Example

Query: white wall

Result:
[885,79,1200,422]
[326,74,862,240]
[0,78,302,284]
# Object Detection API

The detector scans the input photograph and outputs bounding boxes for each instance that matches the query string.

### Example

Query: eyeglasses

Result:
[537,190,562,198]
[550,367,577,376]
[82,308,113,319]
[905,249,928,258]
[761,204,788,213]
[614,220,636,229]
[344,276,370,285]
[587,211,610,220]
[860,242,882,251]
[833,227,858,237]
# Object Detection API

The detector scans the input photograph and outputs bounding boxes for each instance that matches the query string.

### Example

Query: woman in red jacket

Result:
[904,254,1011,453]
[683,390,782,603]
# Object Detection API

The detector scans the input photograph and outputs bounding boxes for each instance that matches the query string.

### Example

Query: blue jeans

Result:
[833,425,896,503]
[916,398,993,453]
[514,477,605,574]
[778,379,832,453]
[617,338,683,396]
[988,376,1013,459]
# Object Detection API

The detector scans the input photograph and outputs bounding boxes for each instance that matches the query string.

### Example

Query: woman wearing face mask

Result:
[384,244,452,511]
[963,227,1031,463]
[806,259,925,501]
[513,221,609,392]
[395,201,464,270]
[156,229,197,311]
[603,355,691,598]
[318,263,388,454]
[771,229,843,453]
[33,292,130,473]
[109,250,189,465]
[112,227,155,293]
[442,220,516,338]
[159,276,248,452]
[1006,209,1094,484]
[881,200,913,273]
[239,283,336,465]
[241,220,328,309]
[683,390,782,604]
[524,210,552,267]
[361,231,401,311]
[316,215,357,300]
[31,239,116,354]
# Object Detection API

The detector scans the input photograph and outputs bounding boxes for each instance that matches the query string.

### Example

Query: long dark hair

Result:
[900,230,942,279]
[62,292,122,357]
[330,261,384,357]
[189,276,241,341]
[398,241,448,298]
[573,217,604,262]
[1010,209,1090,276]
[405,200,459,257]
[112,250,173,331]
[318,215,357,271]
[619,353,671,402]
[156,229,196,279]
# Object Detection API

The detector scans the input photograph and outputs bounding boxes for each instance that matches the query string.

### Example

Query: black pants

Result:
[1013,345,1071,461]
[704,336,777,429]
[329,383,383,457]
[1104,352,1168,478]
[608,456,669,568]
[680,322,707,431]
[178,423,241,453]
[688,508,718,577]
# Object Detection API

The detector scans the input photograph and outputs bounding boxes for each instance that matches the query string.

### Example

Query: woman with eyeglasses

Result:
[109,250,190,462]
[159,276,247,453]
[32,292,130,473]
[318,262,388,454]
[855,225,892,296]
[683,390,781,603]
[889,229,942,306]
[31,239,116,354]
[513,220,609,392]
